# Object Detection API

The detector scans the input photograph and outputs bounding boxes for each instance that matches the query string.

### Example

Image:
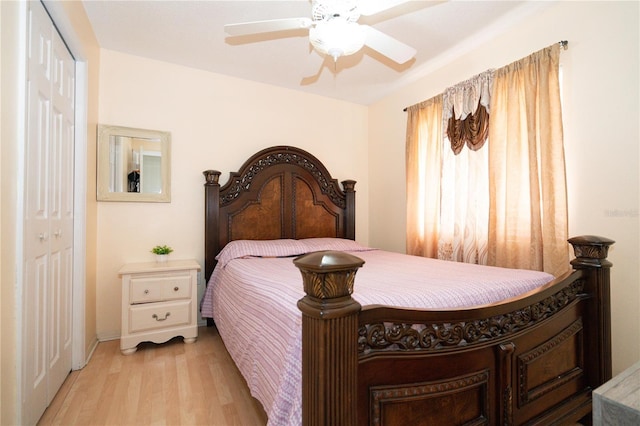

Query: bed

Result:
[201,145,614,425]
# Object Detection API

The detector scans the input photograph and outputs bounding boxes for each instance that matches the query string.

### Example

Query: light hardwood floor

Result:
[38,326,268,426]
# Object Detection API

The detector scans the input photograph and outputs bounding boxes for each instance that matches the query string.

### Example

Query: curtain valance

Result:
[443,70,494,154]
[442,69,494,121]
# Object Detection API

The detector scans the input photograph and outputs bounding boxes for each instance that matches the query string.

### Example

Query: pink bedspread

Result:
[200,241,554,426]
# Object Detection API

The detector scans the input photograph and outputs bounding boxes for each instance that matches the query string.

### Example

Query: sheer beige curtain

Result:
[406,96,442,257]
[488,44,569,276]
[439,71,493,264]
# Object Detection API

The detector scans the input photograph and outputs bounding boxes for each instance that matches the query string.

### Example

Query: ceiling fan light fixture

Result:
[309,20,366,62]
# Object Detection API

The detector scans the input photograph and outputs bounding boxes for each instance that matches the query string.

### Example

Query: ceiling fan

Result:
[224,0,419,67]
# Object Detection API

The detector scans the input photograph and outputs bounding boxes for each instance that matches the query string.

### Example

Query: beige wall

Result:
[96,50,369,339]
[0,1,99,423]
[0,3,20,422]
[368,1,639,375]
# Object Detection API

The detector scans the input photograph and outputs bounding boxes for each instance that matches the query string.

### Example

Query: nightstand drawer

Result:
[130,274,192,303]
[129,300,191,333]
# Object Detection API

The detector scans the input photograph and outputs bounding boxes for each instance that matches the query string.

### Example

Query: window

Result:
[406,44,569,276]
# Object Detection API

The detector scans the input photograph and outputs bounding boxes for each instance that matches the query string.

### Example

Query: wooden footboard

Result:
[294,236,614,426]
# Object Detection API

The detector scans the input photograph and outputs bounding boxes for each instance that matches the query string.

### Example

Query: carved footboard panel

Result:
[358,286,589,425]
[294,236,613,426]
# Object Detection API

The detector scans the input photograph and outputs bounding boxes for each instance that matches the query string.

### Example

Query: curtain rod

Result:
[402,40,569,112]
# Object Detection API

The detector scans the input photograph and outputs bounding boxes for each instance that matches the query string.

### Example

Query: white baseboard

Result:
[96,331,121,342]
[72,336,99,371]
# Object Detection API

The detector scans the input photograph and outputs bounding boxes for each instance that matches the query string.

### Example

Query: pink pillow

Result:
[299,238,374,252]
[216,239,308,267]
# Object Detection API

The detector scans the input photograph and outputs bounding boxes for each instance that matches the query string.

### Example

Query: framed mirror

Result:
[97,124,171,202]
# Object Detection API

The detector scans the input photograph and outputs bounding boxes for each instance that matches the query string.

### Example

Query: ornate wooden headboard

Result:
[203,145,356,281]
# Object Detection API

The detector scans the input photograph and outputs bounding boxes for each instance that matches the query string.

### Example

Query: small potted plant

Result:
[151,245,173,262]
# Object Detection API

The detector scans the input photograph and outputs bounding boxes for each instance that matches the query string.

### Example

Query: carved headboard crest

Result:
[220,149,347,209]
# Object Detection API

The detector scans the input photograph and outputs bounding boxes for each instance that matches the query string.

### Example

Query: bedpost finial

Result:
[342,180,356,192]
[203,170,221,185]
[294,250,364,300]
[568,235,615,269]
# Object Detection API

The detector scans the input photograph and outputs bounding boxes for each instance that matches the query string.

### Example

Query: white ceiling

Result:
[82,1,548,105]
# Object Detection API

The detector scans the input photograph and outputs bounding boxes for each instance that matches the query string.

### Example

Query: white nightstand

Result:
[119,259,200,355]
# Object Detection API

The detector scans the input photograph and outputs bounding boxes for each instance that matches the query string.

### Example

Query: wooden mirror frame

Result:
[96,124,171,202]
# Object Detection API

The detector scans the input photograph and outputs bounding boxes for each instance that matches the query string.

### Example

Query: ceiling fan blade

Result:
[358,0,411,16]
[224,17,313,36]
[362,25,416,64]
[301,49,325,78]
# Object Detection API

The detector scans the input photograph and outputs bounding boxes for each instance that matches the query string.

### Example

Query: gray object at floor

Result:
[593,360,640,425]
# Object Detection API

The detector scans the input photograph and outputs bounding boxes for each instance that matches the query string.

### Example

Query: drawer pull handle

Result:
[173,286,179,292]
[144,289,149,294]
[152,312,171,321]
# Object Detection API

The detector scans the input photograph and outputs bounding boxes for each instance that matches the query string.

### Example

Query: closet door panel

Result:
[23,254,49,425]
[25,87,50,245]
[47,22,74,401]
[23,2,75,424]
[24,4,53,422]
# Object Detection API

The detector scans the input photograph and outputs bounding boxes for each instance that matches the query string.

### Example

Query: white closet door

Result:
[24,2,54,418]
[23,2,75,424]
[47,10,75,402]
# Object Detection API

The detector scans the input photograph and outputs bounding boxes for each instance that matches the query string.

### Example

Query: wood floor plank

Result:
[38,326,268,426]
